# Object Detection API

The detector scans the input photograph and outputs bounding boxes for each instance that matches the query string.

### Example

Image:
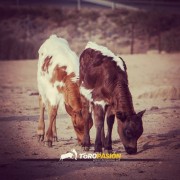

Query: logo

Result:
[59,149,121,161]
[60,149,78,160]
[79,152,121,160]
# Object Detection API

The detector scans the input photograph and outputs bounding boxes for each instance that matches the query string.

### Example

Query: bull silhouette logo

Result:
[60,149,78,160]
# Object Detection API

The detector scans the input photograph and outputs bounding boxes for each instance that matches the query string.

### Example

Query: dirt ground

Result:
[0,53,180,180]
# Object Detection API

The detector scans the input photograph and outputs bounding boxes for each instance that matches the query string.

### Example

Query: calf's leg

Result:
[37,95,45,142]
[93,105,105,153]
[82,111,92,150]
[101,127,105,148]
[81,96,91,151]
[46,103,58,147]
[52,118,58,142]
[104,108,115,153]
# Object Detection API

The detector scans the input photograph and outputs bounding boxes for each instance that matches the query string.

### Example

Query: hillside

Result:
[0,5,180,60]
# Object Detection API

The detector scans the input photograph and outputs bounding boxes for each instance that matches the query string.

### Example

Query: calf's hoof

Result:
[45,141,52,147]
[94,146,102,153]
[81,141,90,151]
[53,136,58,142]
[94,150,102,153]
[77,141,82,146]
[84,146,90,151]
[104,149,113,153]
[38,135,44,142]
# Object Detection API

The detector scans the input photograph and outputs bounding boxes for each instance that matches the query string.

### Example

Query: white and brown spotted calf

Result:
[37,35,92,147]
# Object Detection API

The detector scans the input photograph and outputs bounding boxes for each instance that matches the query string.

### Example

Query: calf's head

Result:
[116,110,145,154]
[65,104,93,144]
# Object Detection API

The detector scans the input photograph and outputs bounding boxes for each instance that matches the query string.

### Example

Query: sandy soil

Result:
[0,53,180,180]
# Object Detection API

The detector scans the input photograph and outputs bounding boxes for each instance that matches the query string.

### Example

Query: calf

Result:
[37,35,92,147]
[80,42,145,154]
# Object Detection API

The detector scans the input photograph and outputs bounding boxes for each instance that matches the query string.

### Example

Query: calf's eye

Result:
[126,129,133,138]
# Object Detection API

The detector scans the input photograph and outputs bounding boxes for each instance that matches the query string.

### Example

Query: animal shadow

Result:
[138,129,180,153]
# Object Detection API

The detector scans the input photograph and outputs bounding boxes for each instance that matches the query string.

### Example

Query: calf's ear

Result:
[116,112,127,122]
[137,109,146,118]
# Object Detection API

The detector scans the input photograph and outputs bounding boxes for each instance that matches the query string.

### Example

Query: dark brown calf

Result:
[79,43,145,154]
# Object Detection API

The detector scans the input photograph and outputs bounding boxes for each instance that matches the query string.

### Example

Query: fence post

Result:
[77,0,81,10]
[151,0,155,8]
[16,0,19,8]
[130,23,135,54]
[112,2,115,10]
